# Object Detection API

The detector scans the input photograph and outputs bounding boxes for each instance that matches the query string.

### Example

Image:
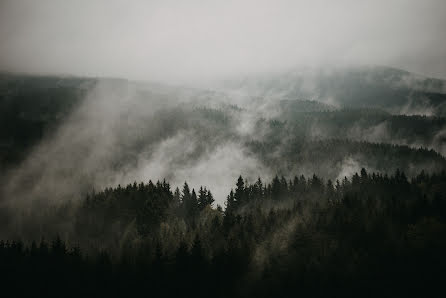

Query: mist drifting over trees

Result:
[1,1,446,297]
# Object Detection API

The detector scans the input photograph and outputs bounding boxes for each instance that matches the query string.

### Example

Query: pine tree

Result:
[198,186,207,210]
[173,187,181,207]
[235,175,246,206]
[206,189,215,207]
[181,182,191,204]
[226,190,236,214]
[186,189,199,218]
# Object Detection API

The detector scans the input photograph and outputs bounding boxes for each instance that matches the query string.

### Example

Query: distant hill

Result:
[219,66,446,116]
[0,74,97,165]
[1,71,446,206]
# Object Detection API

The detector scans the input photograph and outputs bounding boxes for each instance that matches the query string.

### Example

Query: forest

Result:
[1,170,446,297]
[1,69,446,297]
[2,0,446,296]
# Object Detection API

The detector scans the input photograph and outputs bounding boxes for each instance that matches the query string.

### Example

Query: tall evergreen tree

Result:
[235,175,246,206]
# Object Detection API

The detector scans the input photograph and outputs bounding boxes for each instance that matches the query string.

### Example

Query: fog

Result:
[1,0,446,209]
[1,0,446,83]
[0,79,274,207]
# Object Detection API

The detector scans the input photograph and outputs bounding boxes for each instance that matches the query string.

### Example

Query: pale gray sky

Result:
[1,0,446,82]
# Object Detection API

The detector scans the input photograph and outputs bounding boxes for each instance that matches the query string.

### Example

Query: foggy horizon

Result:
[1,0,446,83]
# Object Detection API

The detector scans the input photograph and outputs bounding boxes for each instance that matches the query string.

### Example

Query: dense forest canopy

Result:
[2,170,446,297]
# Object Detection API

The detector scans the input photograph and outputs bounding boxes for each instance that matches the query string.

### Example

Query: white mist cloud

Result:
[127,137,270,205]
[0,79,271,207]
[336,157,363,181]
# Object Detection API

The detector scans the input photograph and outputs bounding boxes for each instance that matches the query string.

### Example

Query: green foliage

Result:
[2,169,446,296]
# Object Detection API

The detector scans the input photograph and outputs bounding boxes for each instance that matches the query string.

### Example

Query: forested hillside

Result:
[1,68,446,297]
[220,66,446,115]
[0,74,95,165]
[2,170,446,297]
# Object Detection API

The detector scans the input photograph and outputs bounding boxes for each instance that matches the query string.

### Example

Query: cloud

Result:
[1,0,446,82]
[127,136,270,205]
[336,157,363,181]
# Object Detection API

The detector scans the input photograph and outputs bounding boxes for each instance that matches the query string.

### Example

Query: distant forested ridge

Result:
[223,66,446,115]
[1,72,446,179]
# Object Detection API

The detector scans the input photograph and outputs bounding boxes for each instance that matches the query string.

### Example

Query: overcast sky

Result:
[1,0,445,82]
